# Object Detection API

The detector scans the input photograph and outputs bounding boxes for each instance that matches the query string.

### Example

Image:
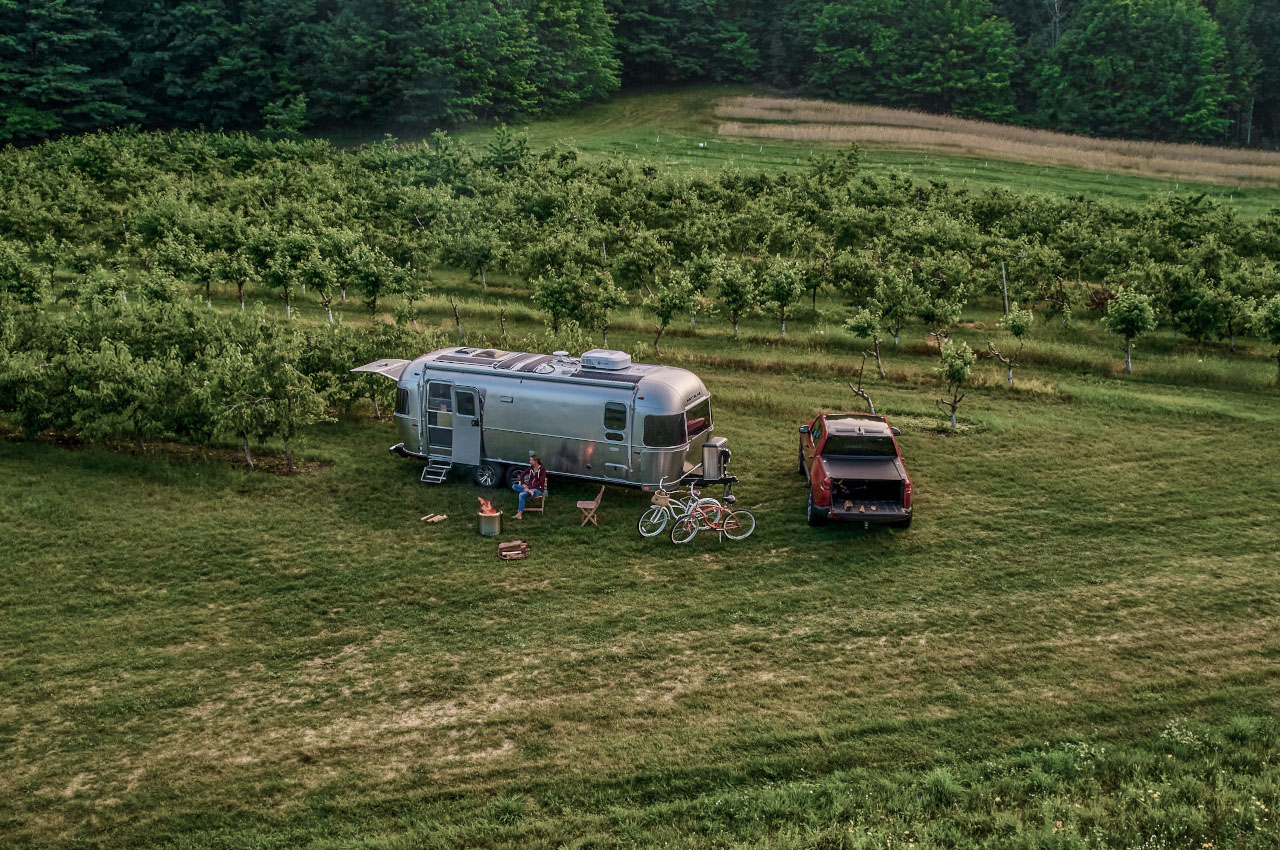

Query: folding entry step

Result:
[420,460,452,484]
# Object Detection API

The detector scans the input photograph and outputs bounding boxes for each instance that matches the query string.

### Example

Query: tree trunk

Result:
[653,324,665,354]
[1007,365,1013,386]
[499,309,507,341]
[690,312,695,332]
[872,337,885,379]
[950,407,957,429]
[602,326,608,347]
[369,294,378,317]
[811,288,817,311]
[1125,337,1133,373]
[242,433,254,470]
[238,285,245,310]
[341,286,346,301]
[480,266,487,289]
[326,302,334,324]
[779,308,787,339]
[285,437,294,473]
[732,316,739,337]
[285,290,291,319]
[371,392,382,420]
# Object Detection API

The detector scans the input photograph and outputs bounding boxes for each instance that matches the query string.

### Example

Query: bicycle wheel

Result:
[637,505,669,538]
[722,509,756,540]
[670,514,699,544]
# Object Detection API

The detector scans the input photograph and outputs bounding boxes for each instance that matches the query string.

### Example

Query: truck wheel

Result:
[806,493,826,527]
[472,462,505,488]
[892,517,912,529]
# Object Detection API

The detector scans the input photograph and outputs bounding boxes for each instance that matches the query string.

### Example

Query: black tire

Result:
[472,461,505,488]
[892,516,913,529]
[505,464,526,489]
[806,493,826,527]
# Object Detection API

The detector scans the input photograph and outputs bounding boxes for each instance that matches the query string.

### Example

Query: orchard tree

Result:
[1105,289,1158,373]
[532,264,588,337]
[936,340,976,429]
[717,257,759,338]
[759,256,805,338]
[844,307,887,379]
[299,252,339,323]
[1257,296,1280,384]
[344,243,403,317]
[644,271,695,354]
[872,271,923,344]
[580,268,626,347]
[988,303,1033,386]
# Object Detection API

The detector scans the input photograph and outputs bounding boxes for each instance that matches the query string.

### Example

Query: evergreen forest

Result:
[5,0,1280,146]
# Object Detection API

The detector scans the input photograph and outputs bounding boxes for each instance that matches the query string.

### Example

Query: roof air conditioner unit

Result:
[580,349,632,370]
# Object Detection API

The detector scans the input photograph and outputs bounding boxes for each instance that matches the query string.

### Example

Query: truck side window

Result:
[643,413,686,447]
[603,402,627,432]
[811,418,824,444]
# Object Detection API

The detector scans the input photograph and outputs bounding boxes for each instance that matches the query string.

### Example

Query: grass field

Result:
[450,88,1280,219]
[3,270,1280,847]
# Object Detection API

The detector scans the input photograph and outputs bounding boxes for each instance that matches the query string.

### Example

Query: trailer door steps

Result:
[420,461,452,484]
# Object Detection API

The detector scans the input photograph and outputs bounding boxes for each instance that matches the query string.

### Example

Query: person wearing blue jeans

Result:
[512,455,546,519]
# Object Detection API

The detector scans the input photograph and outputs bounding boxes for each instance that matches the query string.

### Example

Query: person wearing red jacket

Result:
[512,455,545,519]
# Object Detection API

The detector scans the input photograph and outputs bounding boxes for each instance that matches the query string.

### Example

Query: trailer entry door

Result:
[426,381,453,455]
[451,386,482,466]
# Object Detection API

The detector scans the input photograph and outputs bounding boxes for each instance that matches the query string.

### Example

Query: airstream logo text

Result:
[686,393,701,405]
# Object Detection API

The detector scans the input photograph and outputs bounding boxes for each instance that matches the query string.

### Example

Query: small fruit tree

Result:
[1105,289,1158,373]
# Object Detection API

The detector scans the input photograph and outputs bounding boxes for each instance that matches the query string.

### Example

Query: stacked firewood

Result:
[498,540,529,561]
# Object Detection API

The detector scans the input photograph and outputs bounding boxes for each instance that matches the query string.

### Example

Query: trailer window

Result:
[427,382,452,412]
[685,398,712,438]
[603,402,627,432]
[643,413,686,447]
[395,388,409,416]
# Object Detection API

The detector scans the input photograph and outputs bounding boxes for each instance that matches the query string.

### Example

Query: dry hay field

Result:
[716,95,1280,187]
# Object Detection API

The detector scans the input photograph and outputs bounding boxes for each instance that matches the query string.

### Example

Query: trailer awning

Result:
[352,359,411,380]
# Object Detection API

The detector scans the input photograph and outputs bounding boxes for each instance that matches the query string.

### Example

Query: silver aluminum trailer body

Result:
[356,347,726,489]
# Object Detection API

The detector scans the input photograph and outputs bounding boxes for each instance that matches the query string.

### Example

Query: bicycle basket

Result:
[651,491,670,507]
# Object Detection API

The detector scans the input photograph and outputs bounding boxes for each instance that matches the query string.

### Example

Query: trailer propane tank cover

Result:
[702,436,729,480]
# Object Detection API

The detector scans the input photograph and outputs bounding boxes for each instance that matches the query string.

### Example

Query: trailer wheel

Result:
[472,462,505,488]
[505,465,526,489]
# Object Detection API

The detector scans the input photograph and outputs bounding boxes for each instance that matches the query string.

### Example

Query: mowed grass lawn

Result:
[3,289,1279,848]
[447,88,1280,219]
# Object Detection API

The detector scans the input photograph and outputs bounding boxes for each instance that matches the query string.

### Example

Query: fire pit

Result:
[477,497,502,536]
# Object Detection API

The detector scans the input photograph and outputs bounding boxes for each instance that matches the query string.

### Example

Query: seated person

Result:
[512,455,546,519]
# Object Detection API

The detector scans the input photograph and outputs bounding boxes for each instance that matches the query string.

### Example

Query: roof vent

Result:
[581,349,632,371]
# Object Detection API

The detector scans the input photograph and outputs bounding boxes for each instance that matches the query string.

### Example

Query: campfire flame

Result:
[477,497,500,515]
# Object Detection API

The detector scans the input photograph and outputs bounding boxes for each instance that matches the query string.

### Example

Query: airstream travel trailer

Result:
[354,347,735,496]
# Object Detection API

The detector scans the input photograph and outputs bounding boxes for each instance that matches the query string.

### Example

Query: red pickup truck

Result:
[798,413,913,528]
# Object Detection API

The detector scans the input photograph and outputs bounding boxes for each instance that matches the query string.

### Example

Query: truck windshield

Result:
[685,398,712,439]
[822,436,897,457]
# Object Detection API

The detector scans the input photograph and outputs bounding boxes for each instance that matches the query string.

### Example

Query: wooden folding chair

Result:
[577,486,605,526]
[523,482,547,514]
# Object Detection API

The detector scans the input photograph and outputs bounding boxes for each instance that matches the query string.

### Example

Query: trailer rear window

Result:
[395,388,409,416]
[643,413,686,447]
[822,436,898,457]
[685,398,712,438]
